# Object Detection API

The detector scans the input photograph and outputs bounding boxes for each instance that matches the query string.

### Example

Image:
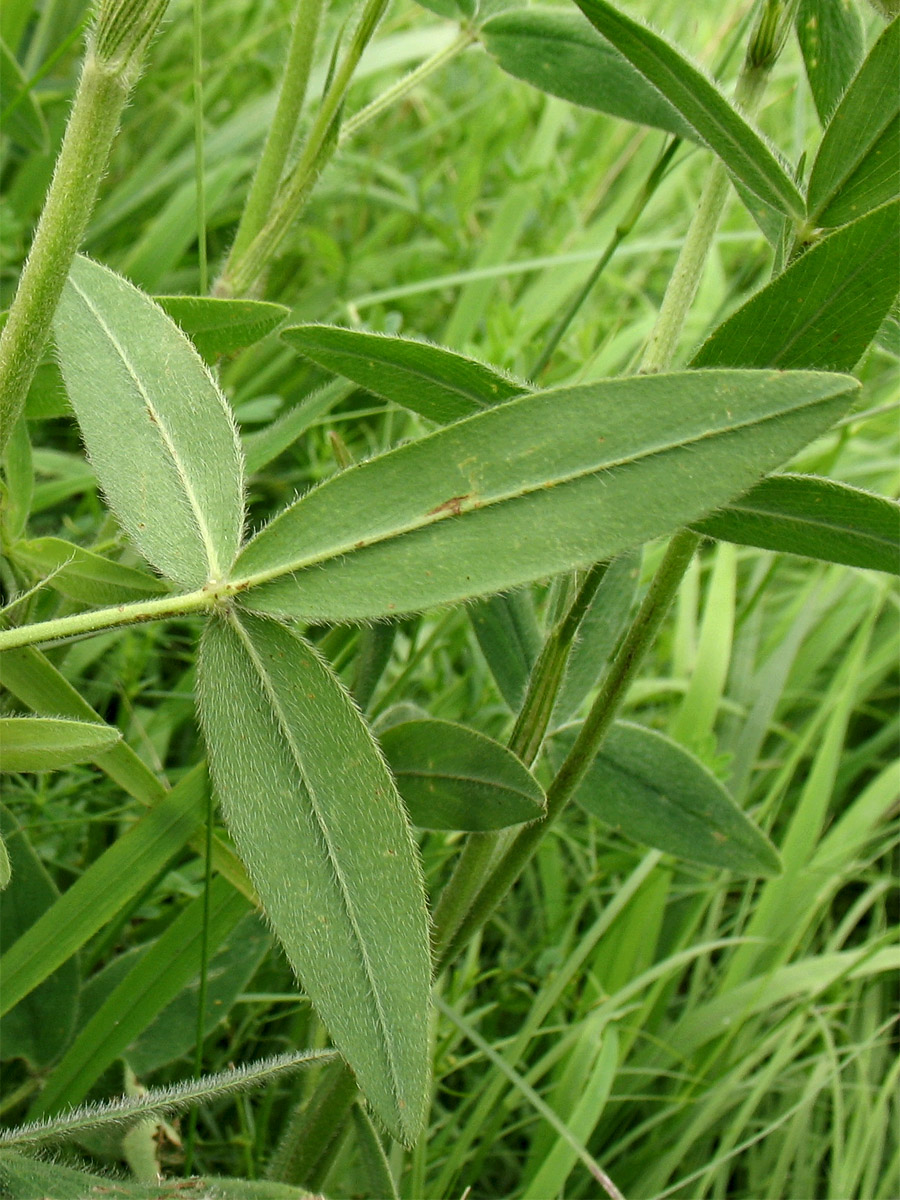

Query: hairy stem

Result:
[217,0,390,297]
[0,60,127,453]
[437,530,699,968]
[227,0,327,267]
[0,587,215,651]
[431,562,610,954]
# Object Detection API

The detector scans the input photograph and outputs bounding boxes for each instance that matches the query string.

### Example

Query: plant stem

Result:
[436,529,699,968]
[531,137,681,378]
[217,0,390,297]
[338,29,474,144]
[0,0,167,454]
[431,561,610,955]
[640,67,769,374]
[192,0,208,294]
[0,59,127,453]
[226,0,327,268]
[0,587,215,651]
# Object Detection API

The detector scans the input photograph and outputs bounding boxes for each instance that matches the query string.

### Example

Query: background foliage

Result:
[1,0,898,1196]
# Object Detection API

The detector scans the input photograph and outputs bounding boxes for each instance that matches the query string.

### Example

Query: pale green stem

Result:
[431,561,610,953]
[338,29,475,144]
[227,0,327,267]
[217,0,390,297]
[436,529,700,968]
[0,587,215,652]
[192,0,208,294]
[640,66,769,374]
[0,57,128,453]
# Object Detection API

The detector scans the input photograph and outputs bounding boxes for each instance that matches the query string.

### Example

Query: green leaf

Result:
[232,370,857,623]
[469,591,541,710]
[198,612,431,1144]
[0,1154,317,1200]
[0,832,9,890]
[379,719,545,830]
[156,295,289,359]
[11,537,170,606]
[281,324,527,423]
[693,474,900,574]
[29,877,249,1118]
[571,0,805,218]
[53,255,245,589]
[0,36,47,151]
[796,0,866,125]
[0,717,121,772]
[480,8,695,139]
[561,720,782,875]
[806,16,900,226]
[691,201,900,371]
[0,806,80,1069]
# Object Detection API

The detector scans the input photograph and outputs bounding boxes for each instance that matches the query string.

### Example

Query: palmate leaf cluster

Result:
[0,0,898,1195]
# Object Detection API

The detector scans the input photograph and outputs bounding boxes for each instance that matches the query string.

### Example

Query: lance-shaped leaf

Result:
[691,201,900,372]
[199,613,431,1144]
[480,8,695,139]
[281,325,527,423]
[53,256,244,589]
[469,591,542,711]
[559,721,781,875]
[806,16,900,227]
[796,0,865,126]
[693,475,900,574]
[231,370,857,623]
[157,295,289,359]
[571,0,805,219]
[11,537,170,607]
[379,719,545,830]
[1,717,121,772]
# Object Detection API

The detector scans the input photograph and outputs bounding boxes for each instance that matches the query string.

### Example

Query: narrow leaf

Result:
[379,719,545,830]
[469,591,541,711]
[156,295,289,359]
[693,474,900,574]
[480,8,695,139]
[691,201,900,371]
[29,878,249,1118]
[281,325,527,423]
[806,16,900,226]
[11,537,170,606]
[562,720,782,875]
[53,255,245,588]
[796,0,866,125]
[232,370,857,623]
[1,717,121,772]
[572,0,805,218]
[199,613,431,1143]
